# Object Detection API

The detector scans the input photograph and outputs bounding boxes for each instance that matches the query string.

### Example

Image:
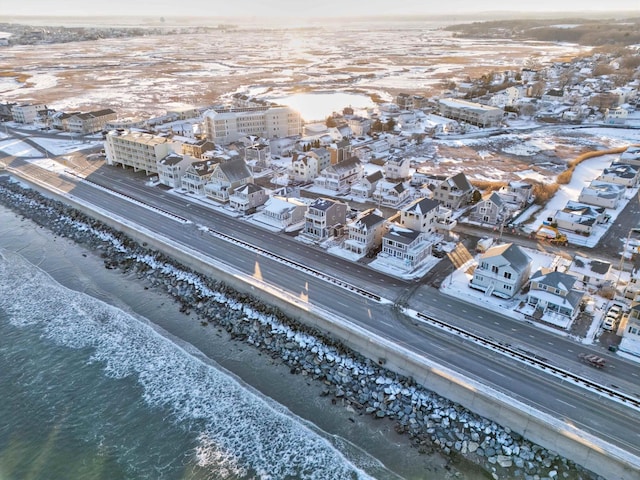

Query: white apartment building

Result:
[104,130,176,175]
[438,98,503,128]
[11,103,47,123]
[203,106,302,145]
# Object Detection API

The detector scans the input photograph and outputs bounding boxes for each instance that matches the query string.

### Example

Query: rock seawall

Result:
[0,177,599,480]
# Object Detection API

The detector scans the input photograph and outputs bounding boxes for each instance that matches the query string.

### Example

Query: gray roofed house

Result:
[372,181,412,207]
[597,162,640,188]
[350,170,384,199]
[345,210,388,256]
[470,191,506,226]
[430,172,473,210]
[578,180,625,209]
[315,156,363,192]
[303,197,349,241]
[524,269,585,328]
[156,152,195,188]
[204,158,253,203]
[229,182,268,214]
[553,201,607,235]
[399,197,440,233]
[381,225,432,268]
[470,243,532,299]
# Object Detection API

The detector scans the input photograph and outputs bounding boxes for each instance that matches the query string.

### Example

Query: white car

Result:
[602,316,617,331]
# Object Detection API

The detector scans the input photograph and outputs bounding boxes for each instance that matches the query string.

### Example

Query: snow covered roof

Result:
[481,243,531,271]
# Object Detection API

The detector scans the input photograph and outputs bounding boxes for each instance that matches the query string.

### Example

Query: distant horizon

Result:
[1,0,637,19]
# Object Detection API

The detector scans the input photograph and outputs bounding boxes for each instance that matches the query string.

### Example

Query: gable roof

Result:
[450,172,472,191]
[482,243,531,270]
[365,170,384,183]
[404,197,439,215]
[218,159,252,182]
[354,211,386,230]
[530,269,578,291]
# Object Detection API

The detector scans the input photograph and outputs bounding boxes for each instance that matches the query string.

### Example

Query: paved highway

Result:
[2,141,640,461]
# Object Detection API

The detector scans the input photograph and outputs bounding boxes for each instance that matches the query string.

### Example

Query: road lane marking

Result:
[487,368,506,378]
[556,399,576,409]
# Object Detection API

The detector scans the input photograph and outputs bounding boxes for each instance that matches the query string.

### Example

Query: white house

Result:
[372,181,412,207]
[598,163,640,188]
[344,210,388,256]
[229,183,268,214]
[567,255,613,292]
[498,180,533,208]
[253,196,308,231]
[577,180,625,209]
[156,153,195,189]
[524,269,585,329]
[384,156,411,181]
[381,226,432,268]
[470,243,532,299]
[552,201,607,236]
[398,197,440,234]
[315,156,363,192]
[350,170,384,199]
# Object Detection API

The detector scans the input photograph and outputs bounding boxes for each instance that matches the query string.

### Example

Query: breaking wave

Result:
[0,249,374,479]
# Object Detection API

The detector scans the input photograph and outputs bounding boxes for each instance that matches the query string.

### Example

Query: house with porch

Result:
[524,269,585,329]
[350,170,384,199]
[398,197,440,234]
[253,196,308,231]
[315,156,363,192]
[156,153,195,189]
[204,159,253,203]
[344,210,388,256]
[372,181,412,207]
[470,243,532,299]
[229,183,268,214]
[180,159,221,194]
[302,198,349,241]
[381,226,432,268]
[498,180,533,208]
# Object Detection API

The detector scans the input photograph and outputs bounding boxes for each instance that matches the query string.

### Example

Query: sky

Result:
[2,0,637,17]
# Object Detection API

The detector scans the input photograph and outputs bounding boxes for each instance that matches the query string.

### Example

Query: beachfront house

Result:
[470,243,532,299]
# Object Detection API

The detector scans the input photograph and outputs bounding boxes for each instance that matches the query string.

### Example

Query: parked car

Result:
[603,313,619,331]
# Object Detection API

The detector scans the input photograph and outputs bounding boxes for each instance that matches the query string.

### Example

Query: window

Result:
[491,265,499,274]
[504,272,512,279]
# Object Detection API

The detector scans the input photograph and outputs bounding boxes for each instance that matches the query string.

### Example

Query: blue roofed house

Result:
[523,269,585,329]
[470,243,532,299]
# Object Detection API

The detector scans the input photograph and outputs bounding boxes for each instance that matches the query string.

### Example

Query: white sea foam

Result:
[0,250,374,480]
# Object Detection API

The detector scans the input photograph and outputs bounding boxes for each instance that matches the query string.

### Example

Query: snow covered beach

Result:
[0,176,598,480]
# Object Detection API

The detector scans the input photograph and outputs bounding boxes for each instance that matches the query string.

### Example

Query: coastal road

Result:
[3,161,640,461]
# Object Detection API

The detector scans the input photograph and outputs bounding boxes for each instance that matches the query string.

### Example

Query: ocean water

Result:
[0,246,393,479]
